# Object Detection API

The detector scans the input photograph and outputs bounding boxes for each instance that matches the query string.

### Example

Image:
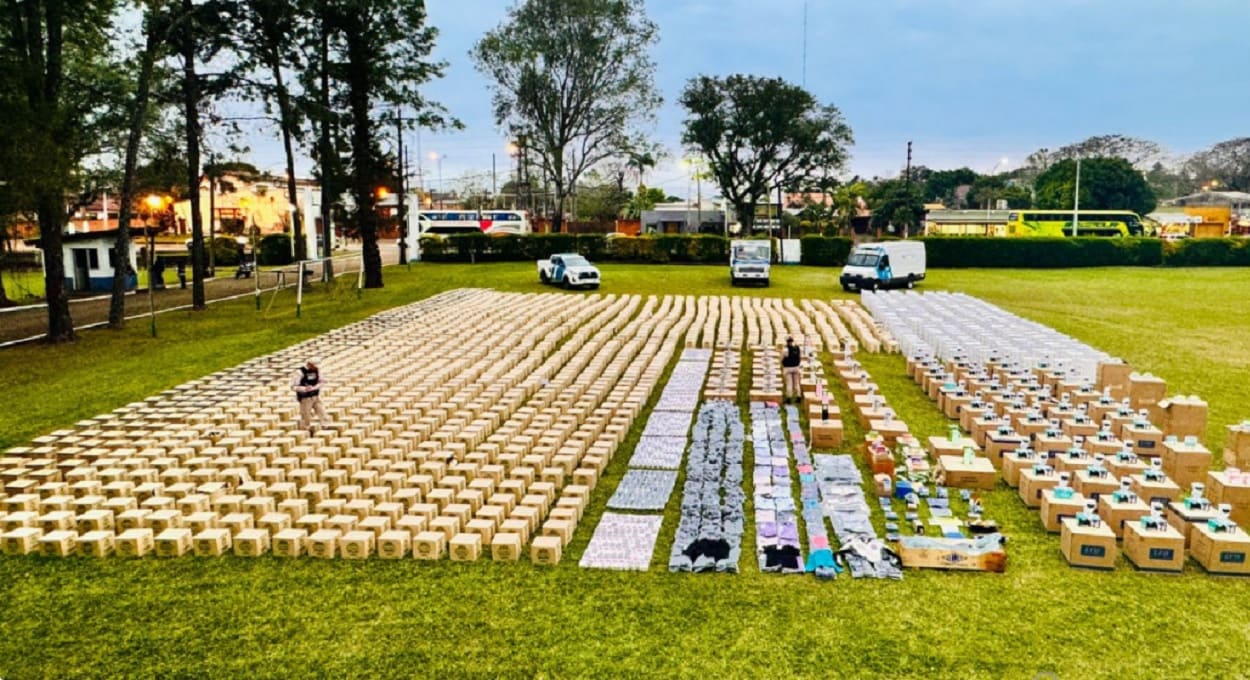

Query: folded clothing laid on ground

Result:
[669,400,746,573]
[753,402,805,574]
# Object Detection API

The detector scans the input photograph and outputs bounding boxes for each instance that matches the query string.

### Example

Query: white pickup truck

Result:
[537,253,601,289]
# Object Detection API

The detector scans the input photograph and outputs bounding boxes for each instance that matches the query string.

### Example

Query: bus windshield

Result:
[847,252,881,267]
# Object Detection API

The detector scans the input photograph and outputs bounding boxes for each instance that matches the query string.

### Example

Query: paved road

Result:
[0,242,399,346]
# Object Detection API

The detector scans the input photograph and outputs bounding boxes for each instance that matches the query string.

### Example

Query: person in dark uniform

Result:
[291,358,328,434]
[782,336,802,404]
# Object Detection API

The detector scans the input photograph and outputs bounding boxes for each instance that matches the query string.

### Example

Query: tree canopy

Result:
[1035,157,1157,216]
[680,74,852,232]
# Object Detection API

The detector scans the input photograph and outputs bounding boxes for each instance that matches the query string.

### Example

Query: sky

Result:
[239,0,1250,198]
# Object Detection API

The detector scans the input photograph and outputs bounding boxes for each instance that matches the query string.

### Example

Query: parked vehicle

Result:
[537,253,601,289]
[730,239,772,286]
[840,241,926,291]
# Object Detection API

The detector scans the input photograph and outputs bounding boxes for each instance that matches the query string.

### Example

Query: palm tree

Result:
[626,150,657,189]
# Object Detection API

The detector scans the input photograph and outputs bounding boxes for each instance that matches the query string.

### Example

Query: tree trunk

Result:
[182,0,206,310]
[318,10,334,278]
[344,24,382,288]
[39,195,74,342]
[265,45,303,263]
[735,200,755,234]
[0,236,12,308]
[110,21,160,329]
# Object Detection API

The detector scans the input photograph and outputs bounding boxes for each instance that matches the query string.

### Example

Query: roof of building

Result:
[25,227,162,247]
[1168,191,1250,206]
[925,209,1013,223]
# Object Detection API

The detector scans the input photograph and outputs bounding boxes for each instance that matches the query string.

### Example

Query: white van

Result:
[840,241,926,291]
[730,239,772,286]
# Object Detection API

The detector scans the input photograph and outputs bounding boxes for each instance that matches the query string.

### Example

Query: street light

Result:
[142,193,168,338]
[428,152,444,208]
[682,157,705,234]
[986,157,1009,230]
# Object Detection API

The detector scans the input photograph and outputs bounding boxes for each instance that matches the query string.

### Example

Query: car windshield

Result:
[561,256,589,267]
[847,252,881,267]
[733,245,770,261]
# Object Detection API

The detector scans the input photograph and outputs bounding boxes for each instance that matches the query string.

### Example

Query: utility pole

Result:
[395,110,408,265]
[491,153,497,209]
[207,152,216,275]
[1073,158,1081,237]
[904,141,913,238]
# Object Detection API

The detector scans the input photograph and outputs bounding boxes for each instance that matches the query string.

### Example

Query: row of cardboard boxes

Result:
[1,474,597,563]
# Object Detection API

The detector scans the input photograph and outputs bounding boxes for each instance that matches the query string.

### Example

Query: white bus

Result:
[415,210,531,236]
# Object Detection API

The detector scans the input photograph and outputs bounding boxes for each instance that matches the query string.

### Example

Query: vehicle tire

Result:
[540,271,549,284]
[906,275,915,289]
[559,277,570,289]
[591,283,600,290]
[841,284,853,292]
[730,278,738,287]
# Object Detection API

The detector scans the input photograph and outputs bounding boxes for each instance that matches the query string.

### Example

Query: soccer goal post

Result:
[294,252,365,317]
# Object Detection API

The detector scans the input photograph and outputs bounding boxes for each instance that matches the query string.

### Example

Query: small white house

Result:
[28,229,148,294]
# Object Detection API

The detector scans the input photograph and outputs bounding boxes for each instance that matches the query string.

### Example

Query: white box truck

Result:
[730,239,772,286]
[839,241,926,291]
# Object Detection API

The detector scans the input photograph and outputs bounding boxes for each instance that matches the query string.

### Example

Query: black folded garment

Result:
[683,537,731,563]
[762,544,801,570]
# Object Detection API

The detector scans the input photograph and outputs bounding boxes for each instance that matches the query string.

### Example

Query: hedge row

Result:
[1162,238,1250,267]
[413,233,1250,268]
[920,237,1164,268]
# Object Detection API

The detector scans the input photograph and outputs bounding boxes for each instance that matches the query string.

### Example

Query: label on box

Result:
[1220,551,1246,564]
[1080,545,1106,558]
[1148,548,1175,561]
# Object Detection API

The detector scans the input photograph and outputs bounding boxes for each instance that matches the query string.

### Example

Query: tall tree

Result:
[109,1,172,328]
[1035,157,1157,216]
[473,0,661,233]
[326,0,452,288]
[680,74,853,233]
[2,0,121,342]
[1186,138,1250,192]
[235,0,307,261]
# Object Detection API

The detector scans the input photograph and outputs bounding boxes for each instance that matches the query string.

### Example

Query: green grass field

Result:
[3,263,1250,678]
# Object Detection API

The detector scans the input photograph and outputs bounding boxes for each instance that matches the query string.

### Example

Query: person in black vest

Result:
[782,337,802,404]
[291,358,328,434]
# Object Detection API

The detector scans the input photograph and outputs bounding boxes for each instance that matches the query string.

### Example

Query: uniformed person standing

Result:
[292,358,328,434]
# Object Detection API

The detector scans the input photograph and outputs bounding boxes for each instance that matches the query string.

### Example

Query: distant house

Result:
[24,228,158,294]
[640,200,731,234]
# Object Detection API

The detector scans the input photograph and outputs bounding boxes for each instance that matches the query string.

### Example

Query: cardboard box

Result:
[937,456,996,490]
[1053,451,1095,476]
[78,530,114,557]
[272,528,307,557]
[985,432,1025,470]
[115,528,154,557]
[1123,522,1185,573]
[154,528,193,557]
[1036,434,1075,460]
[1106,456,1150,481]
[1001,451,1037,488]
[1207,470,1250,526]
[377,530,411,559]
[1166,501,1221,547]
[39,529,78,557]
[868,419,910,446]
[1157,396,1208,440]
[1161,439,1211,490]
[959,406,991,433]
[233,528,271,557]
[193,528,232,556]
[1073,469,1119,500]
[1060,518,1117,570]
[1098,495,1151,539]
[1041,490,1087,532]
[1122,425,1164,458]
[1096,361,1132,400]
[307,529,342,559]
[1225,422,1250,468]
[1019,468,1061,508]
[413,531,445,560]
[531,535,562,565]
[927,436,979,459]
[491,532,522,561]
[896,535,1007,573]
[1129,373,1167,411]
[809,420,843,449]
[339,530,375,559]
[449,532,482,561]
[1130,475,1182,506]
[542,518,575,546]
[1190,524,1250,575]
[1088,436,1125,458]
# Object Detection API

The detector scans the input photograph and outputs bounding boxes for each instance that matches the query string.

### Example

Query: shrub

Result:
[1163,238,1250,267]
[256,233,294,266]
[799,236,854,266]
[210,236,242,267]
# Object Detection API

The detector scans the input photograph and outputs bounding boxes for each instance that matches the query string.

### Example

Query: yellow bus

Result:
[1004,210,1146,237]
